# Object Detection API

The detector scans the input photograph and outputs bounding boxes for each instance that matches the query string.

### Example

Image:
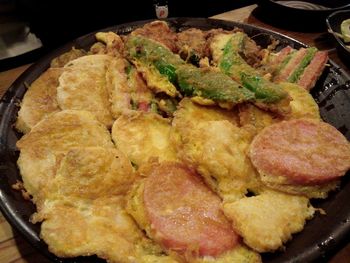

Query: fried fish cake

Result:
[223,190,315,253]
[173,100,261,200]
[37,196,176,263]
[57,54,114,127]
[175,119,261,202]
[37,198,136,260]
[15,68,62,134]
[34,147,138,259]
[281,82,320,120]
[112,112,178,167]
[45,147,135,200]
[33,147,174,263]
[16,110,114,200]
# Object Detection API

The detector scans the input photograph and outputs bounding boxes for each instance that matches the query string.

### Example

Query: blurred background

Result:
[0,0,254,71]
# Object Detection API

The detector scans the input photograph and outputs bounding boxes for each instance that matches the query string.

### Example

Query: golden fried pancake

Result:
[16,110,114,200]
[175,119,261,202]
[46,147,135,200]
[281,82,320,120]
[35,147,138,259]
[223,190,315,252]
[57,54,114,127]
[32,146,174,262]
[173,102,261,200]
[15,68,62,134]
[38,196,174,262]
[112,112,178,167]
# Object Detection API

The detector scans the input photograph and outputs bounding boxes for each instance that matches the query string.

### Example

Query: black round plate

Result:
[0,17,350,263]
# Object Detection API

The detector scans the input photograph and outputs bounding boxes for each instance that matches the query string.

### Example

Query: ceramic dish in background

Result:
[326,9,350,66]
[256,0,350,31]
[0,17,350,263]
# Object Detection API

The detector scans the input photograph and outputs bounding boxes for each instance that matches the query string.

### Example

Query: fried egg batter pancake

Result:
[281,82,320,120]
[33,147,176,263]
[16,110,114,201]
[15,68,62,134]
[38,200,177,263]
[112,112,178,167]
[57,54,114,127]
[223,190,315,252]
[45,147,135,199]
[173,99,262,201]
[175,119,261,202]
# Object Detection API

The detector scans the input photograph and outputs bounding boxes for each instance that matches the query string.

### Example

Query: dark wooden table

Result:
[0,4,349,263]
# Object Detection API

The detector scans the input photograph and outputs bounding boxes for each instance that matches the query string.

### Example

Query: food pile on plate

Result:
[15,21,350,262]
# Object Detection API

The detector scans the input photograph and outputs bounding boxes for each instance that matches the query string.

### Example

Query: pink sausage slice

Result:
[143,163,239,257]
[297,51,328,91]
[249,119,350,185]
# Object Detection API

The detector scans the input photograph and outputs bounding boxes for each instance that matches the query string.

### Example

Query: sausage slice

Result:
[143,163,239,257]
[249,119,350,185]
